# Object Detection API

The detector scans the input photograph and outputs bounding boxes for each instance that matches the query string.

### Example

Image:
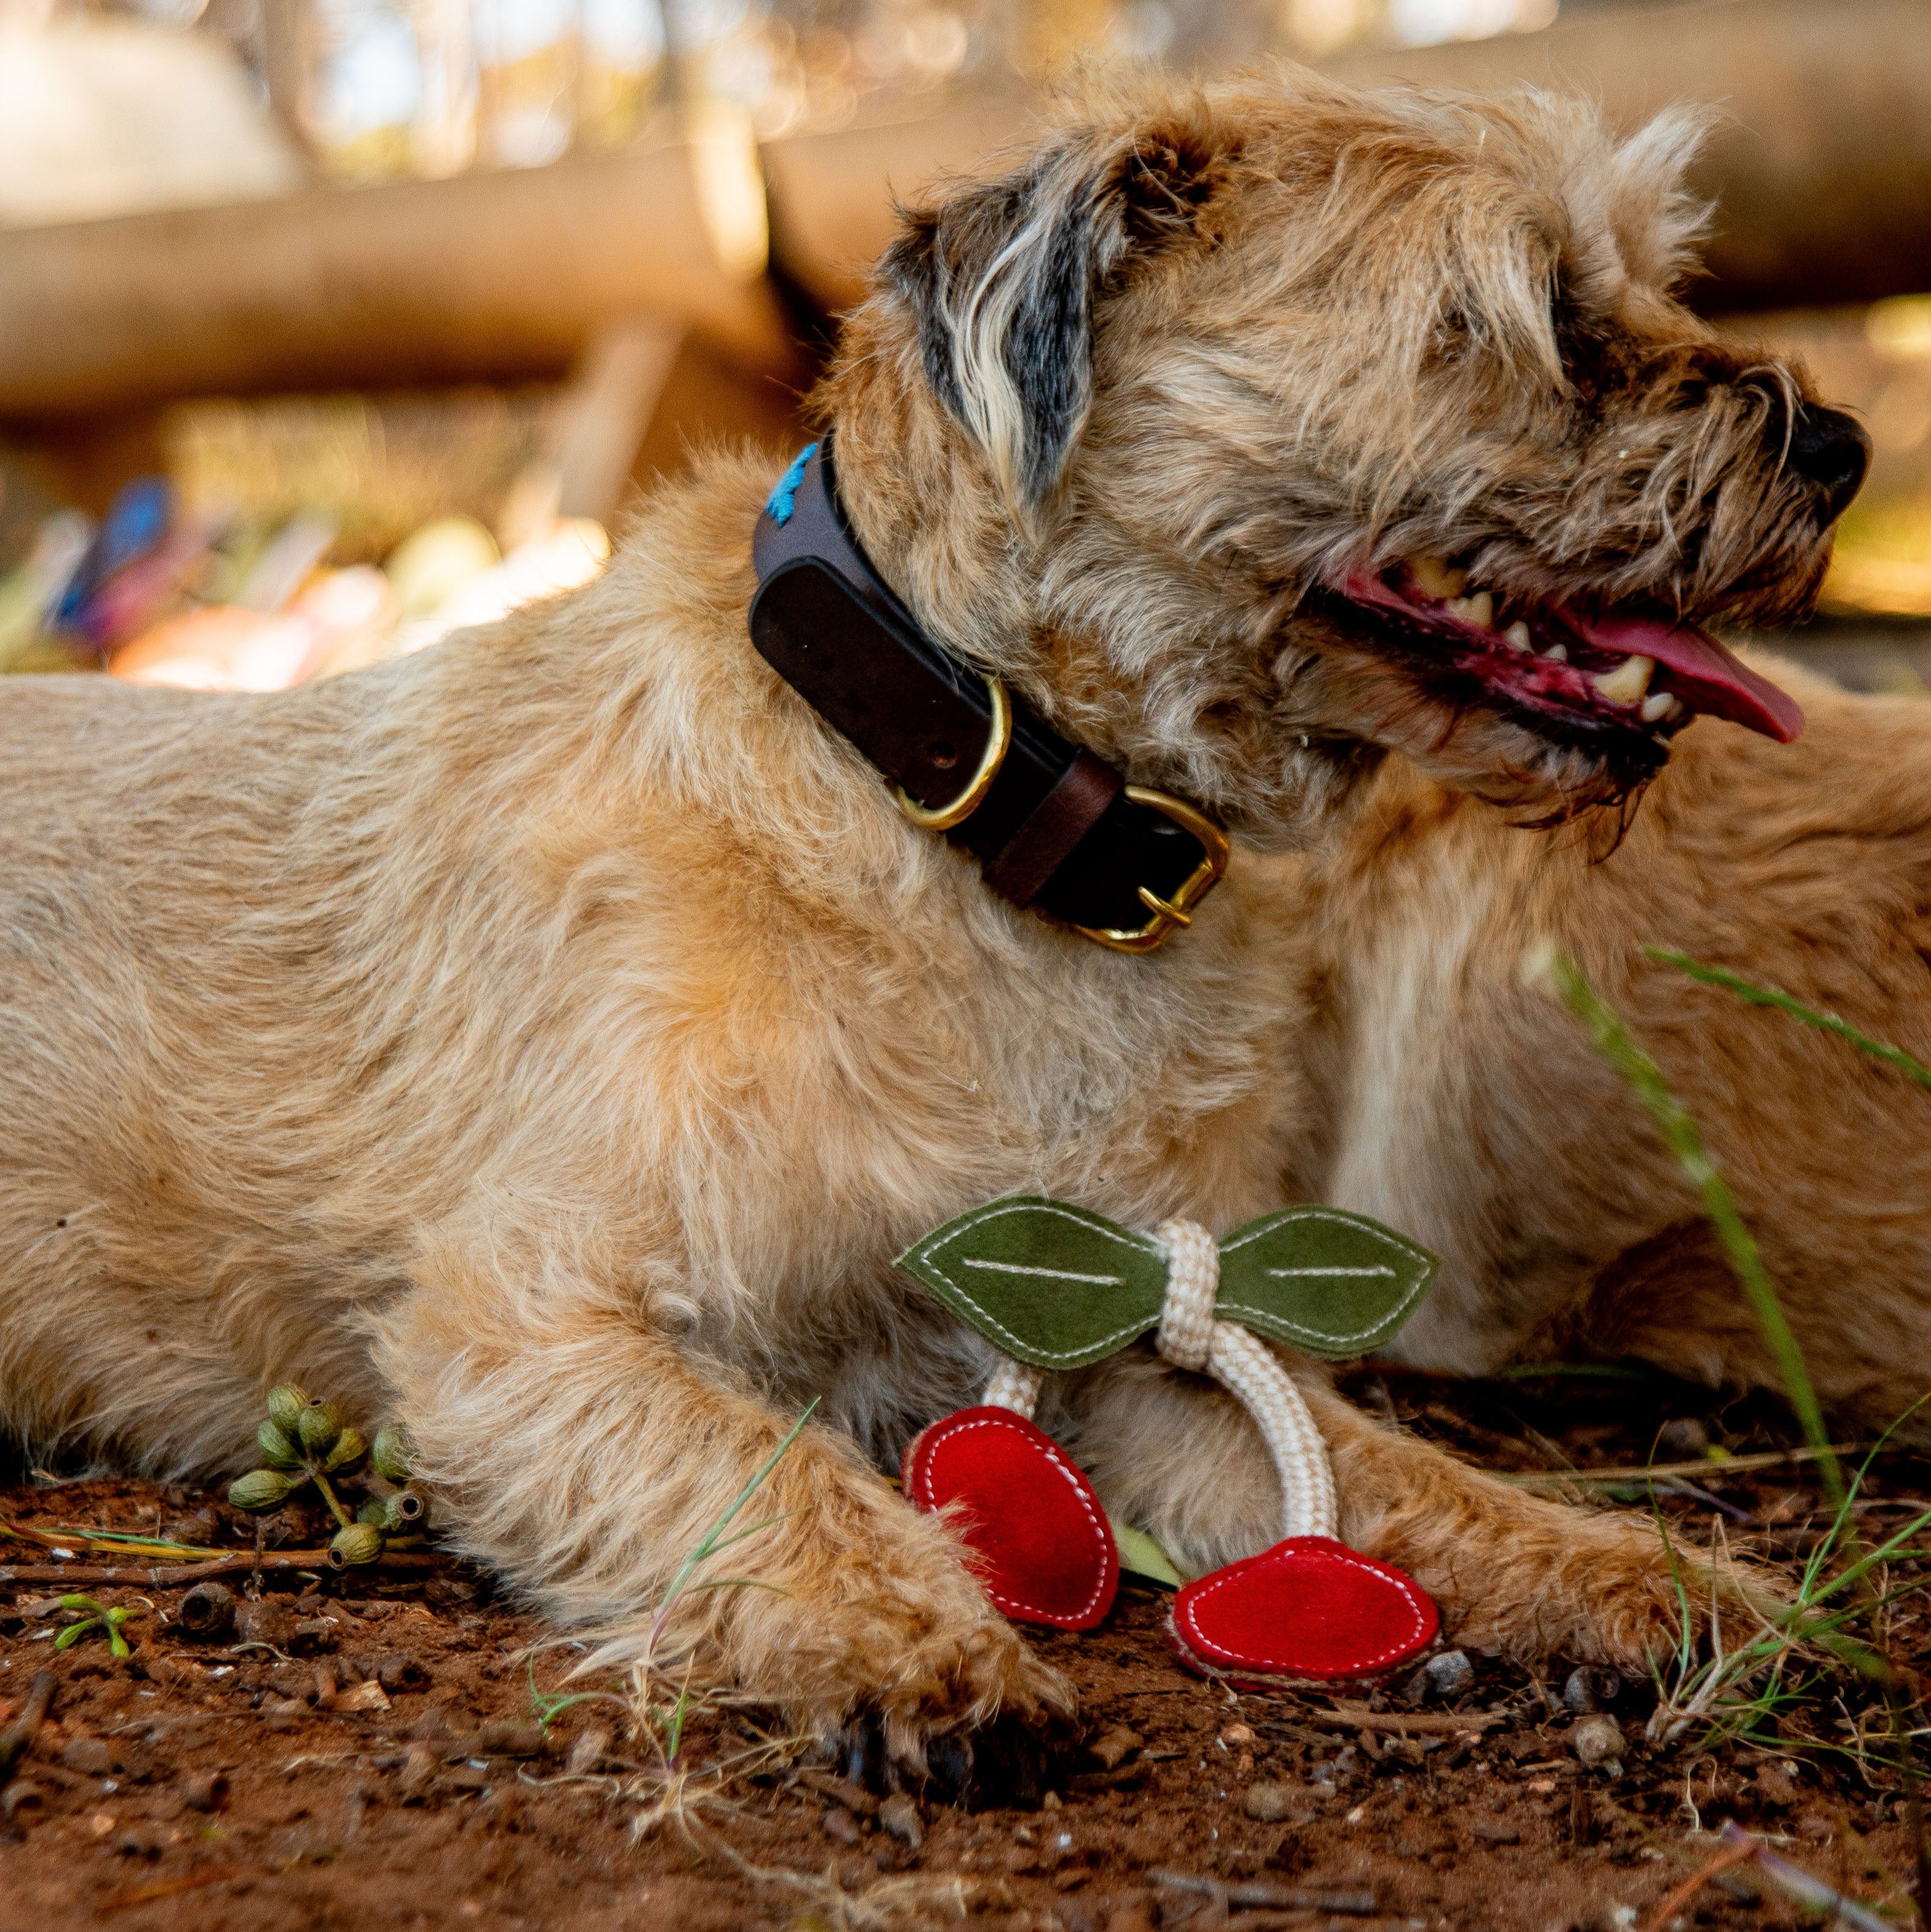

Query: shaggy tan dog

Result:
[0,69,1894,1778]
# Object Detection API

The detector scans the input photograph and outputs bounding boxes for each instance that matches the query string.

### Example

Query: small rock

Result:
[822,1806,863,1846]
[1219,1723,1256,1748]
[60,1738,115,1777]
[879,1792,923,1849]
[1243,1781,1295,1822]
[1424,1651,1474,1699]
[1468,1818,1520,1844]
[1042,1790,1062,1810]
[1753,1763,1800,1810]
[375,1652,429,1693]
[1564,1666,1620,1715]
[1570,1715,1625,1770]
[1656,1417,1710,1458]
[180,1770,230,1812]
[266,1663,316,1704]
[232,1600,293,1651]
[477,1719,545,1757]
[111,1825,165,1861]
[565,1726,612,1776]
[1087,1724,1143,1771]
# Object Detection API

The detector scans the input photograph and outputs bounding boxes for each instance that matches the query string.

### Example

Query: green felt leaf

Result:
[896,1196,1168,1369]
[1215,1207,1436,1360]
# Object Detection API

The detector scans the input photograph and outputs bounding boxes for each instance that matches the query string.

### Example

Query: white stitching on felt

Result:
[1220,1205,1436,1345]
[908,1412,1113,1624]
[1174,1542,1429,1674]
[962,1258,1125,1287]
[1214,1206,1432,1350]
[916,1200,1162,1365]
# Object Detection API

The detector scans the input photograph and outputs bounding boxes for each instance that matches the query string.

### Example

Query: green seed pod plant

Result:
[53,1594,145,1658]
[256,1420,303,1470]
[370,1424,413,1484]
[357,1497,389,1528]
[265,1384,308,1436]
[228,1467,300,1513]
[297,1400,343,1459]
[328,1522,384,1568]
[323,1426,368,1473]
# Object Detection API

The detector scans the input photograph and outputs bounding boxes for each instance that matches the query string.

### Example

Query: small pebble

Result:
[60,1738,114,1777]
[232,1600,294,1651]
[822,1806,863,1846]
[1570,1715,1624,1770]
[180,1770,230,1812]
[1242,1781,1295,1822]
[1042,1790,1062,1810]
[1564,1666,1620,1715]
[566,1726,612,1776]
[477,1718,545,1758]
[1424,1650,1474,1699]
[879,1792,922,1849]
[1656,1417,1710,1457]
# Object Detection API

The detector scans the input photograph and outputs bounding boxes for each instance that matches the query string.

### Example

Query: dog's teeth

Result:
[1445,591,1494,630]
[1409,555,1470,600]
[1640,691,1675,723]
[1504,622,1532,653]
[1543,642,1568,663]
[1591,654,1654,705]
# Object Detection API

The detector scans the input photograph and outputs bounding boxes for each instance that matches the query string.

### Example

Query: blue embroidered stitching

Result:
[766,443,820,526]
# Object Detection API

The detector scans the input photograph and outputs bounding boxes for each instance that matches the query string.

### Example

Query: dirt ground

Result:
[1,1370,1925,1932]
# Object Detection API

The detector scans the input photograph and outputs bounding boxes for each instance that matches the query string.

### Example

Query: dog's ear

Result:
[883,114,1234,508]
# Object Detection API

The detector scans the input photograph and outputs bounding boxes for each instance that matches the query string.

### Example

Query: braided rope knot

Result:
[1153,1217,1219,1371]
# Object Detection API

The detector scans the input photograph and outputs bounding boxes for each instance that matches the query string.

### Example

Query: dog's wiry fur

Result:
[0,68,1913,1765]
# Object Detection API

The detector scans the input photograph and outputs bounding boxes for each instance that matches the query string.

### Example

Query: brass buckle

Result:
[896,674,1012,831]
[1073,786,1231,954]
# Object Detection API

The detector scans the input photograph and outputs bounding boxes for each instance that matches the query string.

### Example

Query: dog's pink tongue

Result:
[1581,613,1805,743]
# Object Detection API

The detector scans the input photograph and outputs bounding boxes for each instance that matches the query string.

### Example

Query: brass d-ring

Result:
[896,675,1011,832]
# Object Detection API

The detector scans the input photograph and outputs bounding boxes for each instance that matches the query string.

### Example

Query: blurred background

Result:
[2,0,1929,691]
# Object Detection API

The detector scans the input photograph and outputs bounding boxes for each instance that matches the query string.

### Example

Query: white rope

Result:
[1154,1217,1336,1542]
[983,1356,1044,1418]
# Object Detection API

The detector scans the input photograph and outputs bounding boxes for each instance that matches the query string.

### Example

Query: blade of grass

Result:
[655,1398,819,1621]
[1648,949,1931,1095]
[1542,950,1845,1513]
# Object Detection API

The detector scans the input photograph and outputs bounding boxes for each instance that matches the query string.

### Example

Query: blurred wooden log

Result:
[0,139,800,420]
[1326,0,1931,314]
[766,1,1931,318]
[4,0,1926,424]
[763,91,1032,318]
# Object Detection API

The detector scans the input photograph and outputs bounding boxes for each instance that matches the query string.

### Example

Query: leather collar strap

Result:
[748,442,1228,952]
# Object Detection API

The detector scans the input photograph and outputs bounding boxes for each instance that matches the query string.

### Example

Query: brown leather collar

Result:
[747,442,1227,953]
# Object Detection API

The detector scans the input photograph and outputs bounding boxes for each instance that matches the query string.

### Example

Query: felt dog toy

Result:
[897,1198,1442,1682]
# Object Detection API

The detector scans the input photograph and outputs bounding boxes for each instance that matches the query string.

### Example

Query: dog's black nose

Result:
[1786,402,1871,520]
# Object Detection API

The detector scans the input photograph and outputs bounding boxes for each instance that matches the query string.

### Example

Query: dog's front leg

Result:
[373,1240,1069,1773]
[1058,1353,1752,1669]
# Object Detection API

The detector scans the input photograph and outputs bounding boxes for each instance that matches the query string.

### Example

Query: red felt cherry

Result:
[902,1406,1118,1631]
[1170,1534,1438,1682]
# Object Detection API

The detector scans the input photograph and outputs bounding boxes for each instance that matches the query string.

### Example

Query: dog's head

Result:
[827,69,1868,838]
